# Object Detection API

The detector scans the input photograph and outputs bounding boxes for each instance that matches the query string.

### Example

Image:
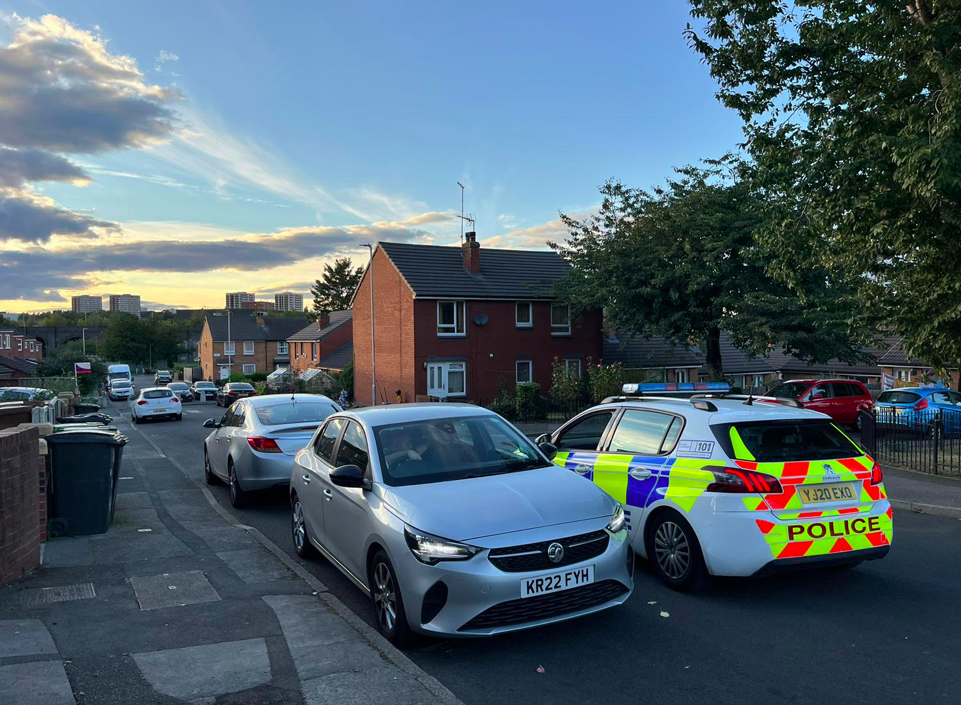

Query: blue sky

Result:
[0,1,743,311]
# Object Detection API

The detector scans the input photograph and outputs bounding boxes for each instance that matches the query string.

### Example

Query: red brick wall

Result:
[354,250,416,405]
[0,427,43,586]
[410,300,603,401]
[288,321,353,375]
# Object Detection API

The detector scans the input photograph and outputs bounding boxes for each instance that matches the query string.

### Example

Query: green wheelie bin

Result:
[47,430,128,536]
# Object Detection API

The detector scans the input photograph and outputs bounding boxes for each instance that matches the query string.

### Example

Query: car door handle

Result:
[302,474,311,484]
[574,464,591,475]
[629,468,652,480]
[323,489,333,501]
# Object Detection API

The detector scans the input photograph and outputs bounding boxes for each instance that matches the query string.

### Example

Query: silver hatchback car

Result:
[203,393,341,507]
[289,403,634,646]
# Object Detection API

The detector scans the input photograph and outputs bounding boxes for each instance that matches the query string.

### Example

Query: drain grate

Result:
[21,582,96,607]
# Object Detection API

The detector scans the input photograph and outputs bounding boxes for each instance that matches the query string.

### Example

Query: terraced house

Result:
[286,310,354,376]
[198,314,307,381]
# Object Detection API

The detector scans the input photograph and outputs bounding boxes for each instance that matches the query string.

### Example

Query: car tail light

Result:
[247,436,282,453]
[706,467,783,494]
[914,397,929,410]
[137,400,148,405]
[870,463,883,486]
[170,397,179,403]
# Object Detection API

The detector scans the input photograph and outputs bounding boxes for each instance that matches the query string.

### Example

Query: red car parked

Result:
[764,379,875,430]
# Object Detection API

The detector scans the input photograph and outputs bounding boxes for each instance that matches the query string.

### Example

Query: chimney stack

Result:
[462,231,480,274]
[255,314,266,325]
[317,312,331,329]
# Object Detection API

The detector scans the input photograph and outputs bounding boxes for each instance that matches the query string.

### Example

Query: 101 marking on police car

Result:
[676,440,715,458]
[521,566,594,598]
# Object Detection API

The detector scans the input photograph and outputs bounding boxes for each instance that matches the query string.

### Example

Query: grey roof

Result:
[378,241,567,299]
[319,342,353,371]
[204,315,308,342]
[603,334,703,368]
[0,355,38,375]
[287,310,352,341]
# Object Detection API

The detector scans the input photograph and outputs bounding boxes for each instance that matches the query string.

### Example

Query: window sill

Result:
[437,334,467,338]
[515,324,533,329]
[550,332,572,337]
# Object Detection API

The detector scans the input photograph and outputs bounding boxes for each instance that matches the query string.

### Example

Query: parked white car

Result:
[130,386,182,423]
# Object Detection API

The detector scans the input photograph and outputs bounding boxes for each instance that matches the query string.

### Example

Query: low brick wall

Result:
[0,427,43,586]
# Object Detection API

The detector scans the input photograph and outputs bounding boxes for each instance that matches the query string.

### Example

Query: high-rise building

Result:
[71,295,103,313]
[226,292,255,309]
[274,292,304,312]
[108,294,142,317]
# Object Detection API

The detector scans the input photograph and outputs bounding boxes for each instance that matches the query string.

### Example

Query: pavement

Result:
[0,396,462,705]
[881,464,961,517]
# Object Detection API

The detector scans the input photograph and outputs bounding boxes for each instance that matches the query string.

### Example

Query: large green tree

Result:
[551,167,863,379]
[685,0,961,375]
[311,258,363,313]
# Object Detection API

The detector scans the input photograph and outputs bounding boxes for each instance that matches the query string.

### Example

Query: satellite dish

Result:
[473,313,489,326]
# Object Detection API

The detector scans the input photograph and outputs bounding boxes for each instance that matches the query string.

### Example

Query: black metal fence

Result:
[860,407,961,477]
[468,397,594,424]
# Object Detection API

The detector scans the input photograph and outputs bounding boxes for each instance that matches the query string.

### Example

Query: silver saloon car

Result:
[289,403,634,646]
[203,393,341,507]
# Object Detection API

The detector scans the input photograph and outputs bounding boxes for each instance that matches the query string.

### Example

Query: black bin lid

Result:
[46,430,128,445]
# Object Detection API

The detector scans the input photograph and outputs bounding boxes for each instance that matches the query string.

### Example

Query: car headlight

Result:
[404,526,479,565]
[606,505,626,534]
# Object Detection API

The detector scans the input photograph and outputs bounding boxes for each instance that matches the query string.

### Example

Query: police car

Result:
[540,383,893,591]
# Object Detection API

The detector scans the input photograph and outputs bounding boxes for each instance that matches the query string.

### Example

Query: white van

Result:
[107,364,132,385]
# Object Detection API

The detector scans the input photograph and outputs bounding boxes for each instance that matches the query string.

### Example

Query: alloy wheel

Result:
[372,562,397,633]
[654,521,691,580]
[292,501,306,552]
[229,467,237,503]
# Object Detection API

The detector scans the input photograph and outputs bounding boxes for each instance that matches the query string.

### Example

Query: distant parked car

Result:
[166,382,193,402]
[202,393,341,507]
[764,379,874,430]
[216,382,256,406]
[130,387,182,423]
[108,379,136,401]
[874,387,961,435]
[154,370,173,385]
[191,381,218,402]
[0,387,55,402]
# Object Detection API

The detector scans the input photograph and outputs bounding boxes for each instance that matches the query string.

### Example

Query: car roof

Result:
[339,402,493,426]
[242,393,336,407]
[773,379,864,386]
[140,386,173,392]
[879,387,949,394]
[596,397,829,423]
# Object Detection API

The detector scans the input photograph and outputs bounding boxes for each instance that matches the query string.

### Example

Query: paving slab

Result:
[89,532,194,564]
[130,570,221,610]
[114,492,153,509]
[43,537,94,568]
[217,547,296,584]
[0,619,58,658]
[263,595,384,681]
[0,660,76,705]
[301,666,439,705]
[132,637,271,701]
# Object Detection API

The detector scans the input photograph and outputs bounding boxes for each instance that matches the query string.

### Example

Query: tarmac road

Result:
[112,378,961,705]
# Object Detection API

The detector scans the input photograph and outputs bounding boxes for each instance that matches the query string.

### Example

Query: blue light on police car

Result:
[620,382,731,394]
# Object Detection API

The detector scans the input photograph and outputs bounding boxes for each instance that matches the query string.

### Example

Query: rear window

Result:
[765,382,811,399]
[143,390,173,399]
[228,383,254,391]
[711,420,862,462]
[254,401,338,426]
[168,383,188,390]
[877,391,921,404]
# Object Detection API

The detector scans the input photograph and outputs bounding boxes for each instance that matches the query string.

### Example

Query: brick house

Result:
[287,311,353,376]
[351,234,603,406]
[0,330,43,361]
[198,314,307,381]
[877,336,960,389]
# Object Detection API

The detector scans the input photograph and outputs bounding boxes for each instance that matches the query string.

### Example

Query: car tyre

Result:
[175,413,183,421]
[131,413,139,425]
[369,550,411,647]
[204,448,218,485]
[291,494,318,559]
[645,510,710,592]
[228,460,249,508]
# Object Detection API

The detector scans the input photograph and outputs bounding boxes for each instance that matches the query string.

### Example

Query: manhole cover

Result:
[21,582,96,607]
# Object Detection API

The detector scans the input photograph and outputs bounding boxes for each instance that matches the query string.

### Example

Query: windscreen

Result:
[876,391,921,404]
[143,390,173,399]
[765,382,811,399]
[711,420,863,462]
[254,401,337,426]
[374,415,550,487]
[108,372,129,381]
[229,383,254,391]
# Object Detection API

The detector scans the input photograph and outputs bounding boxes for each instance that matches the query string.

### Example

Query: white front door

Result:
[428,362,466,399]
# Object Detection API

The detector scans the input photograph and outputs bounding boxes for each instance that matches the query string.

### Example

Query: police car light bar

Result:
[621,382,731,395]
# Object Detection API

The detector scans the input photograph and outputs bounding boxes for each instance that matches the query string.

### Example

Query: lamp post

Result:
[227,308,232,379]
[361,243,375,405]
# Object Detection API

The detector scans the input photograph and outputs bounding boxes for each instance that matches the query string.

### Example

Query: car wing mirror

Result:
[539,442,558,461]
[330,464,370,490]
[534,433,550,445]
[203,418,220,428]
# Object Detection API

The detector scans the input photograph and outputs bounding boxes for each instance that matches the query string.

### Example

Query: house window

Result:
[675,369,690,384]
[550,304,571,335]
[752,374,766,388]
[437,300,466,336]
[515,302,532,328]
[563,359,581,376]
[278,341,288,355]
[242,363,256,375]
[312,342,317,360]
[516,360,533,384]
[29,342,35,352]
[896,368,912,382]
[224,341,235,355]
[243,341,255,355]
[17,338,22,351]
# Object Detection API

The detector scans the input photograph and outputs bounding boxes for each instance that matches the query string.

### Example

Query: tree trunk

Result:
[704,328,724,381]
